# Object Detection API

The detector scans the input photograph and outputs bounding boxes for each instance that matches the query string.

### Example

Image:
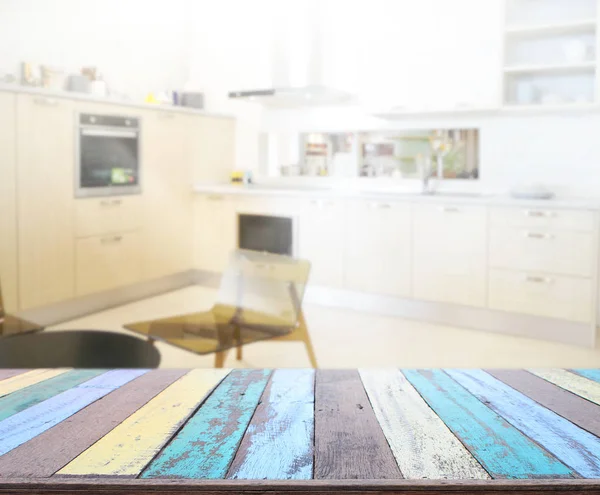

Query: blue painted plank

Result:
[572,369,600,383]
[403,369,573,479]
[227,369,315,480]
[0,369,107,422]
[446,369,600,478]
[0,369,147,457]
[142,369,271,479]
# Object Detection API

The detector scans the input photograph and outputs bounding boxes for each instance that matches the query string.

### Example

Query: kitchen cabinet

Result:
[142,111,194,280]
[194,195,236,273]
[299,199,345,288]
[17,94,75,310]
[412,203,487,307]
[188,116,235,184]
[76,232,142,296]
[345,200,412,297]
[75,196,143,238]
[0,93,18,311]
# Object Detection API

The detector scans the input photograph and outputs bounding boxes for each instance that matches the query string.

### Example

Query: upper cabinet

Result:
[17,94,76,310]
[0,93,18,312]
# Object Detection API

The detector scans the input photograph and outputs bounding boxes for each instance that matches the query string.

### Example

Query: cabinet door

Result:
[194,195,236,272]
[142,112,193,280]
[188,116,235,183]
[0,93,18,311]
[17,94,75,309]
[345,200,412,297]
[413,204,487,307]
[299,199,345,288]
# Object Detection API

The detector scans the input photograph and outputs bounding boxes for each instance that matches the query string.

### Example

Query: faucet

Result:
[418,154,435,195]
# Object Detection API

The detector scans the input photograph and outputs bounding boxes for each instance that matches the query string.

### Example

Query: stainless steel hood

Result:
[228,2,354,108]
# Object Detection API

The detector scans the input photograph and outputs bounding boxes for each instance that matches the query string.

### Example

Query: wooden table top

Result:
[0,368,599,495]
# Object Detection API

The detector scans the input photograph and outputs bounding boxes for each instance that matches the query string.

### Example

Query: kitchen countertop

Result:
[0,83,235,119]
[0,368,599,494]
[193,183,600,210]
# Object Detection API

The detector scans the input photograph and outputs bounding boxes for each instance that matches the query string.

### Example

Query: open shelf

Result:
[506,19,597,37]
[503,61,596,75]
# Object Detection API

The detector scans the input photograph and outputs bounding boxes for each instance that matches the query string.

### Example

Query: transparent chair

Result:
[0,279,43,339]
[124,250,317,368]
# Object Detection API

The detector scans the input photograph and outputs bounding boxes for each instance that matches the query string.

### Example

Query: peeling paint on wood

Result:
[573,369,600,383]
[227,369,315,480]
[0,369,69,398]
[0,369,147,457]
[530,369,600,406]
[359,369,489,480]
[141,369,271,479]
[404,369,572,479]
[447,369,600,478]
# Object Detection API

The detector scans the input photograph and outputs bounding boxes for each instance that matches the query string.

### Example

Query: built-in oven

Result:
[76,113,141,197]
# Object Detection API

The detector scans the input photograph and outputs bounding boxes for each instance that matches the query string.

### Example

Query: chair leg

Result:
[297,310,317,369]
[236,345,243,361]
[214,350,227,368]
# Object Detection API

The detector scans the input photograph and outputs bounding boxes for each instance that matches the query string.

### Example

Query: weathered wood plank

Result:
[0,369,188,478]
[488,369,600,439]
[312,370,402,480]
[141,369,272,479]
[227,369,315,480]
[358,369,489,480]
[0,369,69,398]
[0,370,106,422]
[571,369,600,384]
[530,369,600,406]
[58,369,229,477]
[447,369,600,478]
[403,369,572,479]
[0,369,147,457]
[0,370,29,381]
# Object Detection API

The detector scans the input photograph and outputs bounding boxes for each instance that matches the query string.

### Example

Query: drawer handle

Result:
[524,210,556,218]
[207,195,223,201]
[101,235,122,244]
[439,206,459,213]
[33,96,59,106]
[111,199,122,206]
[524,231,554,240]
[100,199,122,207]
[524,275,553,284]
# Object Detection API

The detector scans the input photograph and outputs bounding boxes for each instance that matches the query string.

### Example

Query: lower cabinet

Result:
[345,200,411,297]
[76,232,142,297]
[412,203,487,307]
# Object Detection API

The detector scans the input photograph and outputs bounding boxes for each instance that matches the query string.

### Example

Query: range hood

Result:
[228,3,354,108]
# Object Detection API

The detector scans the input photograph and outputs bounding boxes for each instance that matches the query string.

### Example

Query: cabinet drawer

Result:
[490,227,594,277]
[488,269,593,323]
[76,231,142,296]
[490,207,595,232]
[75,196,143,237]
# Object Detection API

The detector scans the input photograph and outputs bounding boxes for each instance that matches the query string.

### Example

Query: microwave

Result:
[75,113,141,198]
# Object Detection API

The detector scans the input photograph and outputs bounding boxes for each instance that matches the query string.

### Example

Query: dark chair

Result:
[0,330,160,368]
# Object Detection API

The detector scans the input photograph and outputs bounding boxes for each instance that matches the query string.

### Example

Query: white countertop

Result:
[193,183,600,210]
[0,83,234,119]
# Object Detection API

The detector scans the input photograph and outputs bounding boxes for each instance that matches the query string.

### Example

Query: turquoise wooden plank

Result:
[0,369,147,457]
[572,369,600,383]
[141,369,271,479]
[446,369,600,478]
[0,369,106,422]
[227,369,315,480]
[403,369,573,479]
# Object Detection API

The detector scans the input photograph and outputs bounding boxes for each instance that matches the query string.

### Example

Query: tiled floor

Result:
[50,285,600,368]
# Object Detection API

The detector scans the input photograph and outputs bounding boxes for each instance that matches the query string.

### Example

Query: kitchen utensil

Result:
[181,92,204,109]
[68,75,90,93]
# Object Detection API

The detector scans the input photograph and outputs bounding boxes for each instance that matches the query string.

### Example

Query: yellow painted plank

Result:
[58,369,230,477]
[530,369,600,406]
[0,369,70,398]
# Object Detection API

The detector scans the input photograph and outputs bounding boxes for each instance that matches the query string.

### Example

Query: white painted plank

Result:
[529,369,600,406]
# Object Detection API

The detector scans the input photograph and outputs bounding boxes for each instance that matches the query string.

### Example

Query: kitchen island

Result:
[0,368,600,494]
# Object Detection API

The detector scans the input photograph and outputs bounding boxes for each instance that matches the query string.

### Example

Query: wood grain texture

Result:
[0,369,147,457]
[0,370,29,381]
[403,369,572,479]
[313,370,402,480]
[0,369,188,478]
[58,369,229,477]
[0,369,69,398]
[142,369,272,479]
[487,369,600,439]
[227,369,315,480]
[530,369,600,406]
[447,369,600,478]
[573,369,600,383]
[359,369,489,480]
[0,370,106,422]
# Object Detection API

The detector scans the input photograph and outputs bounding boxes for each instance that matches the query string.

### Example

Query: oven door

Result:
[76,127,140,197]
